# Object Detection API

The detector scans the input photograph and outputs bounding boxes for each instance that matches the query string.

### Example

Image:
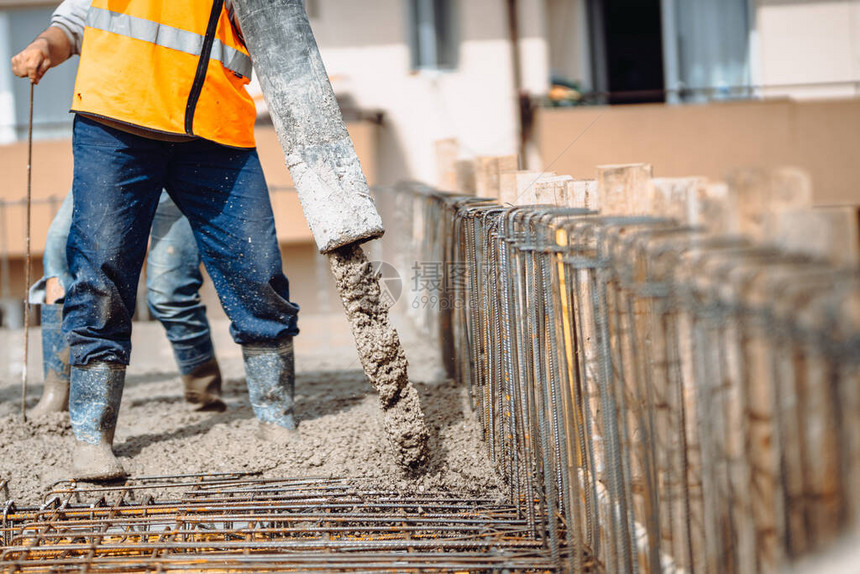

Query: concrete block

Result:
[475,155,519,199]
[727,167,813,242]
[533,175,573,206]
[765,206,859,266]
[435,138,459,192]
[499,170,555,206]
[454,160,476,195]
[650,177,708,225]
[570,179,598,210]
[596,163,654,215]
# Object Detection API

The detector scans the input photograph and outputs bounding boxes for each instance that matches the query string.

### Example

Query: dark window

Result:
[588,0,665,104]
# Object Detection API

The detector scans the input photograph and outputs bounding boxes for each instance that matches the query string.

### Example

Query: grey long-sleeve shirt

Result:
[50,0,90,55]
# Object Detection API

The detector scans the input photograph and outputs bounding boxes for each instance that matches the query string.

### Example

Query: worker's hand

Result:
[11,39,51,84]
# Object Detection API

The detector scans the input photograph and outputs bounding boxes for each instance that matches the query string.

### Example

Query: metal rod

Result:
[20,82,34,423]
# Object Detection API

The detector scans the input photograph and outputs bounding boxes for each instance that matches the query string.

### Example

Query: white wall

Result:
[310,0,549,186]
[0,13,16,143]
[756,0,860,99]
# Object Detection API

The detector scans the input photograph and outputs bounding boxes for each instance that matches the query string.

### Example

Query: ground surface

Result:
[0,313,500,506]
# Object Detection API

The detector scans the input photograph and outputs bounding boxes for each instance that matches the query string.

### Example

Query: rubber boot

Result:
[69,363,127,481]
[29,304,70,417]
[243,338,297,441]
[182,358,226,412]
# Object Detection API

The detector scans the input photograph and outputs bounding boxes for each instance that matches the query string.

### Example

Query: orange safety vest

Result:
[71,0,257,148]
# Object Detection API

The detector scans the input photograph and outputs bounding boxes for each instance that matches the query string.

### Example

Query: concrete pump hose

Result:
[232,0,385,253]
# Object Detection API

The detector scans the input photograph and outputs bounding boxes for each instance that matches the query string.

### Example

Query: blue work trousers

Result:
[64,115,299,367]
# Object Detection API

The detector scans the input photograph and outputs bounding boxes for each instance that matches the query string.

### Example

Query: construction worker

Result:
[29,189,225,417]
[11,0,300,481]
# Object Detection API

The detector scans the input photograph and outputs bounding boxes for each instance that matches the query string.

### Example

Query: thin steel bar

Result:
[21,82,34,422]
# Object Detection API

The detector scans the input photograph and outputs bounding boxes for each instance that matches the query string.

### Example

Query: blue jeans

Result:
[32,190,216,374]
[64,115,299,367]
[40,191,75,293]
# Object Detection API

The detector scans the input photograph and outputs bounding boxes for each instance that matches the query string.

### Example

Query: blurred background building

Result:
[0,0,858,325]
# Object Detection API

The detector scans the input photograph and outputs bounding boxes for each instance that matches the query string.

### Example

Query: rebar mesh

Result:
[375,182,860,574]
[0,473,561,573]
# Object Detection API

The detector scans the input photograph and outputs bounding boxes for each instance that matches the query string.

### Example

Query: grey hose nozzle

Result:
[233,0,385,253]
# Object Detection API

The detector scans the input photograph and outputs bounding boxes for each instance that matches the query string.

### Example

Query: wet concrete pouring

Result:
[328,243,428,468]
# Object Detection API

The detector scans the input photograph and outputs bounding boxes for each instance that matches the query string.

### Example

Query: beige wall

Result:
[536,99,860,206]
[756,0,860,99]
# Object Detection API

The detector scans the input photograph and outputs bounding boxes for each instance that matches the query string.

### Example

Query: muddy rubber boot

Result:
[29,304,71,417]
[182,358,227,412]
[243,338,297,441]
[69,363,127,481]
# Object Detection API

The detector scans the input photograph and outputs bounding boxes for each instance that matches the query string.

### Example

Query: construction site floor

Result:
[0,315,560,572]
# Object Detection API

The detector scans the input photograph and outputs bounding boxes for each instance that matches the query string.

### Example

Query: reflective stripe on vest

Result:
[86,6,252,79]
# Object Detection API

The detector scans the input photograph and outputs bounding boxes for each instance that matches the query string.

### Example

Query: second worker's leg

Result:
[31,303,71,416]
[147,191,224,411]
[29,192,74,416]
